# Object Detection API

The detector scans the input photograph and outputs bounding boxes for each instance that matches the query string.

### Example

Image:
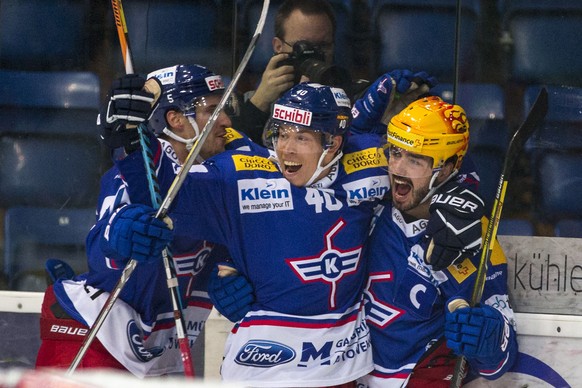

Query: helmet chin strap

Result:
[161,117,204,162]
[305,149,343,187]
[419,168,459,205]
[270,137,343,188]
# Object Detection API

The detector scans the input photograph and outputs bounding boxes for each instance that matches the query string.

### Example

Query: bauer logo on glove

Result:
[423,182,484,271]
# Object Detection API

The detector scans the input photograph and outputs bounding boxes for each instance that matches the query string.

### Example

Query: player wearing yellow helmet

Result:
[359,96,517,387]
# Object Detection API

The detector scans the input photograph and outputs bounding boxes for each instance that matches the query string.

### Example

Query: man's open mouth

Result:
[284,161,302,174]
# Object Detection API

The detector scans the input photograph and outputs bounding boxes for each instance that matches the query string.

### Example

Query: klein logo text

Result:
[348,186,389,201]
[148,65,177,85]
[331,87,351,107]
[241,186,290,201]
[273,104,312,126]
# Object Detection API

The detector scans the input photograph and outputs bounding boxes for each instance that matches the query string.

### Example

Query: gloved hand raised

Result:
[351,69,437,134]
[423,181,484,271]
[445,302,510,365]
[208,264,254,322]
[98,74,158,151]
[101,204,173,264]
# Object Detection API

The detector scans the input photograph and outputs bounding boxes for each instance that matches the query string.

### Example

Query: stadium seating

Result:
[237,0,354,76]
[114,0,230,76]
[522,85,582,224]
[498,219,535,236]
[523,85,582,156]
[535,151,582,223]
[0,70,102,209]
[0,0,93,71]
[554,219,582,238]
[370,0,480,82]
[501,0,582,86]
[0,70,101,290]
[3,207,95,291]
[432,83,509,212]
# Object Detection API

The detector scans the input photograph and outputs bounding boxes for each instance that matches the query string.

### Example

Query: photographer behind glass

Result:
[277,40,351,92]
[232,0,358,144]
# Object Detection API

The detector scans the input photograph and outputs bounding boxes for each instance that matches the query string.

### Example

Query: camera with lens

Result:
[277,40,352,95]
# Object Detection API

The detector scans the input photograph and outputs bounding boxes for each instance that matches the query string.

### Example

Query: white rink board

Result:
[499,235,582,315]
[466,313,580,387]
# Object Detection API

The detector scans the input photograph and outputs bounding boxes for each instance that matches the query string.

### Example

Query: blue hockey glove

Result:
[423,181,484,271]
[445,303,510,365]
[98,74,157,151]
[101,204,173,264]
[45,258,75,284]
[350,69,437,134]
[208,264,254,322]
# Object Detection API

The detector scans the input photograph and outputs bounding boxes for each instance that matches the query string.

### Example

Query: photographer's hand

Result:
[250,53,295,112]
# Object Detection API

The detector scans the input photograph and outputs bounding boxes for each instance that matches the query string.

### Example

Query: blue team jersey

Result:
[51,129,252,377]
[359,201,518,387]
[117,132,389,386]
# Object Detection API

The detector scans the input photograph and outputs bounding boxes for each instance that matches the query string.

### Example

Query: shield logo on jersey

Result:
[286,219,362,309]
[363,272,405,328]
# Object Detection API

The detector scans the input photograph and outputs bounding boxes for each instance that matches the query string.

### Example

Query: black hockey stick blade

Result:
[449,87,548,388]
[503,87,549,178]
[471,86,548,305]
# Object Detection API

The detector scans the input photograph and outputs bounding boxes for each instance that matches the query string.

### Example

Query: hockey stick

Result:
[67,0,270,375]
[68,0,195,375]
[156,0,269,217]
[449,87,548,387]
[111,0,133,74]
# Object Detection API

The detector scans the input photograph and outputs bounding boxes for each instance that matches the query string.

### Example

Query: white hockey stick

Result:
[67,0,270,375]
[70,0,195,375]
[156,1,269,218]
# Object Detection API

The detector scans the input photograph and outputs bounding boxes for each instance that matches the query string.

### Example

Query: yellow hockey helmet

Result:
[387,96,469,170]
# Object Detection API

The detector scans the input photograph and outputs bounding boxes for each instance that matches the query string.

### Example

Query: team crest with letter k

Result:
[286,219,362,309]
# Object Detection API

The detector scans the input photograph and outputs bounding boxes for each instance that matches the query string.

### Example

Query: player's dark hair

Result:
[274,0,336,40]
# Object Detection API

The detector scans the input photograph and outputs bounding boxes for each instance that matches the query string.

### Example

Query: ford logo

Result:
[126,320,164,362]
[234,340,296,367]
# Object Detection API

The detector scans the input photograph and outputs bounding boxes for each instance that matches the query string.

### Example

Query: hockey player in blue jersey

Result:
[90,69,436,385]
[205,73,515,386]
[358,96,518,387]
[109,82,385,386]
[35,64,251,376]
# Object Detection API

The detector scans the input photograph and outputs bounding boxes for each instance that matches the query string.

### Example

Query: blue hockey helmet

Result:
[147,64,225,135]
[263,82,352,149]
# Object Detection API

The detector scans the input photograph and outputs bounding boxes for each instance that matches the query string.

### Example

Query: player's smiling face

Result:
[387,145,434,212]
[275,125,326,187]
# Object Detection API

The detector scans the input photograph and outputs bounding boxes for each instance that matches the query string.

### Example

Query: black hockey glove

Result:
[423,181,484,271]
[98,74,156,152]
